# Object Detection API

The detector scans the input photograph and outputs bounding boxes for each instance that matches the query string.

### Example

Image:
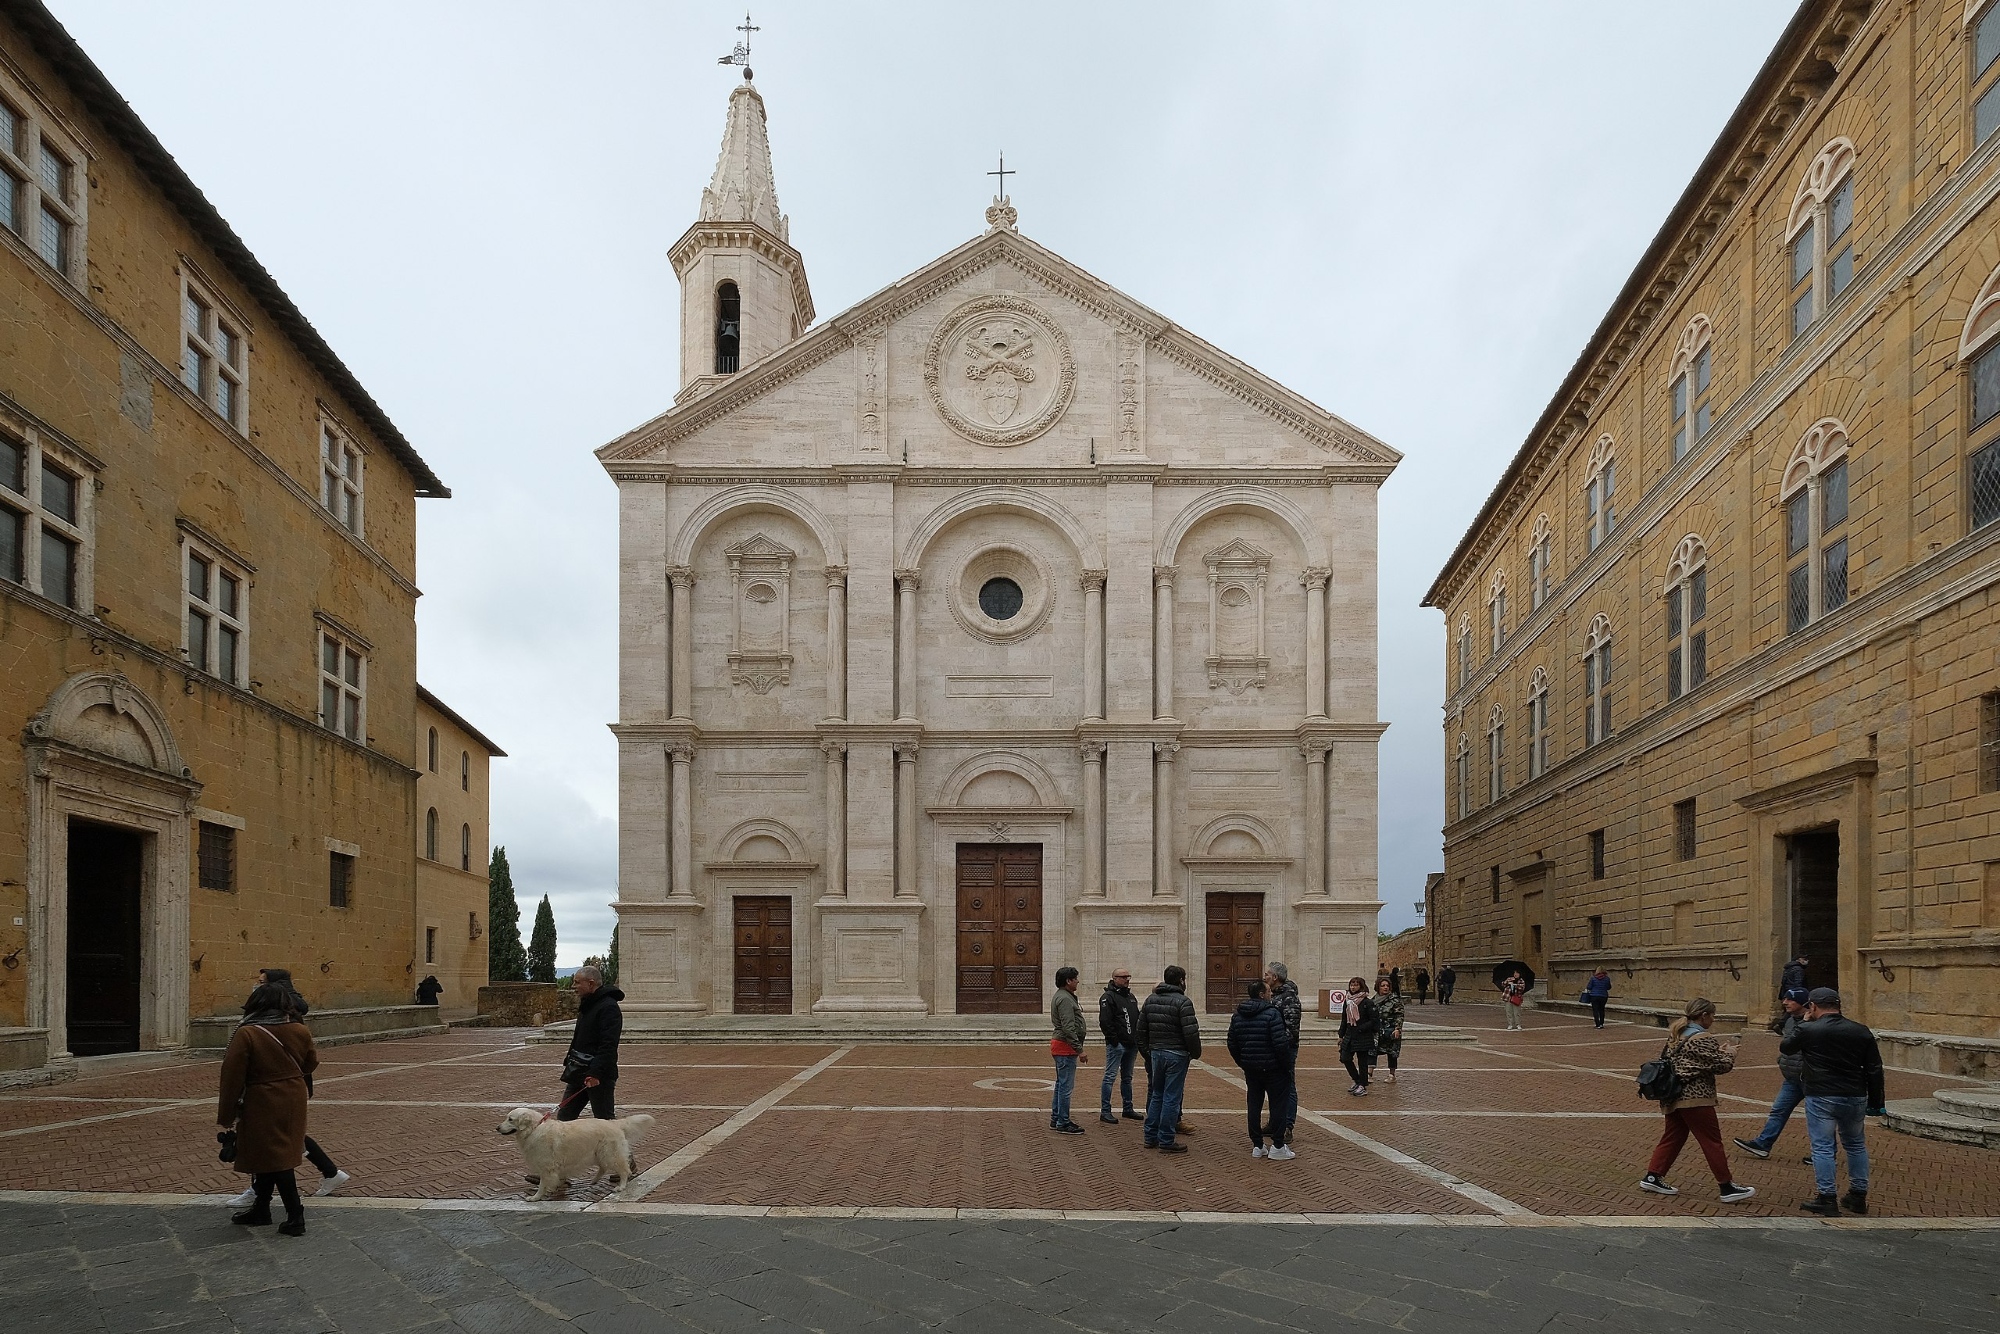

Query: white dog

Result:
[496,1106,655,1201]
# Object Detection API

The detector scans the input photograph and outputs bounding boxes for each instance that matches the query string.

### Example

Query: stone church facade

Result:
[600,76,1396,1019]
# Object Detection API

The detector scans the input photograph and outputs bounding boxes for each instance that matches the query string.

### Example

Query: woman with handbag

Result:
[216,982,320,1235]
[1498,969,1528,1030]
[1638,997,1756,1203]
[1337,976,1379,1096]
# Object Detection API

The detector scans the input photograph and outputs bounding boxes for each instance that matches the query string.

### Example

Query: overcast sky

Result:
[50,1,1794,963]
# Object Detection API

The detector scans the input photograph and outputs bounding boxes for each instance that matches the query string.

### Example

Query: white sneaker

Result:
[1267,1145,1296,1161]
[314,1169,351,1198]
[1250,1145,1266,1158]
[226,1187,257,1208]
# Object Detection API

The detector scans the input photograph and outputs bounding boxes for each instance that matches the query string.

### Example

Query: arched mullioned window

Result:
[1787,139,1857,340]
[1964,261,2000,532]
[1528,514,1552,610]
[1669,314,1715,462]
[1583,613,1613,746]
[1782,419,1852,633]
[427,727,438,772]
[1664,534,1710,700]
[715,281,742,373]
[1486,704,1507,804]
[1585,434,1618,552]
[1487,571,1508,655]
[461,823,472,872]
[1455,732,1471,819]
[1525,665,1549,780]
[1457,615,1473,688]
[425,807,438,861]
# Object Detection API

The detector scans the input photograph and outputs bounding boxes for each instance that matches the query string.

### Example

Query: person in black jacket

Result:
[1097,969,1142,1124]
[1137,966,1202,1154]
[1436,964,1457,1005]
[1226,981,1295,1160]
[225,968,350,1208]
[1780,956,1810,993]
[1780,988,1885,1216]
[1337,975,1379,1095]
[560,965,624,1121]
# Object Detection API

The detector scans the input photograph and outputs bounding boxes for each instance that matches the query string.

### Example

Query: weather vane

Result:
[718,12,758,80]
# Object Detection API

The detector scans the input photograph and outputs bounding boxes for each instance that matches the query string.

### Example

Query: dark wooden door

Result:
[1787,828,1840,993]
[956,843,1042,1014]
[732,896,793,1015]
[1205,892,1264,1014]
[67,819,143,1055]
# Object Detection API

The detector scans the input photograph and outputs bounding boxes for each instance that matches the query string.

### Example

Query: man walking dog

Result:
[560,965,623,1121]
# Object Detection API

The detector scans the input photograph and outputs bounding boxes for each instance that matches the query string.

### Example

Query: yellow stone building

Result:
[1424,0,2000,1074]
[0,3,489,1068]
[416,687,505,1019]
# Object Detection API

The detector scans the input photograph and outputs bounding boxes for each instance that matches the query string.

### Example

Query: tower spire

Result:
[700,72,788,241]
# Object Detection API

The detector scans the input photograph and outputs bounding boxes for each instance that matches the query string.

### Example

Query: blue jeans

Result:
[1101,1042,1137,1115]
[1805,1094,1870,1195]
[1748,1077,1805,1149]
[1051,1055,1077,1126]
[1144,1051,1189,1147]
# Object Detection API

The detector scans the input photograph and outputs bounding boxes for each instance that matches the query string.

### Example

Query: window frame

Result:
[319,415,366,538]
[1585,435,1617,552]
[1963,262,2000,533]
[425,806,438,861]
[0,418,93,610]
[1785,140,1858,343]
[1971,0,2000,152]
[1487,572,1507,655]
[1454,732,1471,820]
[179,533,249,687]
[179,269,250,433]
[328,849,354,909]
[197,819,236,893]
[460,750,470,792]
[1981,690,2000,795]
[1526,666,1549,781]
[1663,536,1709,702]
[1588,828,1606,880]
[1528,513,1553,610]
[1673,797,1697,862]
[460,822,472,872]
[1668,315,1716,463]
[1486,704,1506,804]
[427,727,439,772]
[1583,614,1613,746]
[1457,617,1473,689]
[316,624,368,744]
[1780,419,1854,634]
[0,74,87,286]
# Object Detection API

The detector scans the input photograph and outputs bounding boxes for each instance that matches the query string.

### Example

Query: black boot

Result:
[277,1214,305,1237]
[231,1205,273,1226]
[1800,1193,1840,1217]
[1840,1189,1868,1215]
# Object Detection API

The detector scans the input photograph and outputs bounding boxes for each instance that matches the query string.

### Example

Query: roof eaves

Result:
[1,0,449,498]
[416,684,507,758]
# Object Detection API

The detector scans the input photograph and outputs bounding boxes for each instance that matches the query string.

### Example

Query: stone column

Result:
[1302,741,1328,896]
[821,738,846,898]
[894,569,921,723]
[1081,570,1107,722]
[1153,566,1177,720]
[894,741,919,899]
[1080,740,1106,897]
[668,740,694,897]
[1303,567,1330,720]
[668,566,695,720]
[824,566,847,720]
[1153,740,1178,898]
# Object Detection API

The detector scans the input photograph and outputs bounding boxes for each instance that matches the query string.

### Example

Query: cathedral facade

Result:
[599,77,1395,1019]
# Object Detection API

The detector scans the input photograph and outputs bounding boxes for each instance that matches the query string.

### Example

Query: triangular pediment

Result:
[597,227,1399,472]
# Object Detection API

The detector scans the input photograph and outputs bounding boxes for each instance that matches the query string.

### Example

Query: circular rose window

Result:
[979,577,1023,621]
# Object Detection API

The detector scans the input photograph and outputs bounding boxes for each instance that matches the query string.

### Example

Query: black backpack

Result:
[1636,1042,1685,1103]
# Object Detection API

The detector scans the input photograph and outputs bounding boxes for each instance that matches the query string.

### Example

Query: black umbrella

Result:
[1491,960,1537,991]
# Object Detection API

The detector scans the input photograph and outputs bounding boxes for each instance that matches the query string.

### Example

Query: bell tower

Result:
[670,71,813,401]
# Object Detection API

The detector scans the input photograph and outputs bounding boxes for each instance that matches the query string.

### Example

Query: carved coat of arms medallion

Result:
[923,295,1075,446]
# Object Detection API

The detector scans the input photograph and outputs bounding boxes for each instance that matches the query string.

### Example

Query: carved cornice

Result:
[600,463,1393,487]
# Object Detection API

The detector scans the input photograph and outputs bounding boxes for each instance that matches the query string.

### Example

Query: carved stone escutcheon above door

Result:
[924,295,1076,446]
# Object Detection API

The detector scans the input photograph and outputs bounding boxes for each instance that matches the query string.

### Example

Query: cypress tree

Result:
[486,846,527,982]
[527,894,558,984]
[603,924,620,987]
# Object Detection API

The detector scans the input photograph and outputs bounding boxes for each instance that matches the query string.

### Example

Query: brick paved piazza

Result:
[2,1007,1997,1331]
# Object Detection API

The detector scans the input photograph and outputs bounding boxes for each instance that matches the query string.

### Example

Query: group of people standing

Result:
[1367,963,1458,1005]
[1048,963,1412,1158]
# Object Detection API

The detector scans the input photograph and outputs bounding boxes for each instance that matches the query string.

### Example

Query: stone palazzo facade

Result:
[598,77,1397,1018]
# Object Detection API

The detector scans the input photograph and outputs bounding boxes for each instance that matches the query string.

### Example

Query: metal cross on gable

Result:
[988,152,1014,200]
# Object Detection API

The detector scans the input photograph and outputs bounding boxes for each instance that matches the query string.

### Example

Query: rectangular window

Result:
[1673,798,1696,861]
[0,500,20,584]
[39,528,73,605]
[1823,537,1849,613]
[1668,644,1683,701]
[1982,691,2000,795]
[1672,374,1688,459]
[1791,222,1815,286]
[180,277,247,430]
[1584,649,1597,745]
[1595,641,1612,741]
[1490,866,1501,905]
[318,629,366,742]
[1978,5,2000,148]
[1976,343,2000,432]
[1601,462,1616,538]
[1489,723,1505,803]
[1826,179,1854,300]
[321,423,364,535]
[197,821,236,892]
[329,851,353,909]
[0,428,86,605]
[1821,460,1848,530]
[1688,567,1707,623]
[1588,915,1604,950]
[0,89,82,281]
[184,543,247,685]
[1786,563,1811,634]
[1689,629,1707,690]
[426,925,437,964]
[1973,439,2000,531]
[1792,289,1815,339]
[1980,81,2000,148]
[1589,829,1605,880]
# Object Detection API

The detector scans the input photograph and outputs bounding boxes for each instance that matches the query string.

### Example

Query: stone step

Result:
[1931,1087,2000,1124]
[1883,1096,2000,1150]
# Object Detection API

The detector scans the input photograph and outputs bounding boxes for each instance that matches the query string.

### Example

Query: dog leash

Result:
[553,1081,594,1115]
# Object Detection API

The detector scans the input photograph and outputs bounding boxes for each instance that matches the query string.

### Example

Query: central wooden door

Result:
[1205,892,1264,1014]
[956,843,1043,1014]
[67,819,144,1056]
[732,896,793,1015]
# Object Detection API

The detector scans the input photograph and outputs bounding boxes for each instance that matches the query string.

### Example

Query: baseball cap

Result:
[1781,987,1810,1003]
[1807,987,1841,1008]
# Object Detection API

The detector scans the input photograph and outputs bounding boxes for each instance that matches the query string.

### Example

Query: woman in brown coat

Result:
[216,982,319,1235]
[1638,997,1756,1204]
